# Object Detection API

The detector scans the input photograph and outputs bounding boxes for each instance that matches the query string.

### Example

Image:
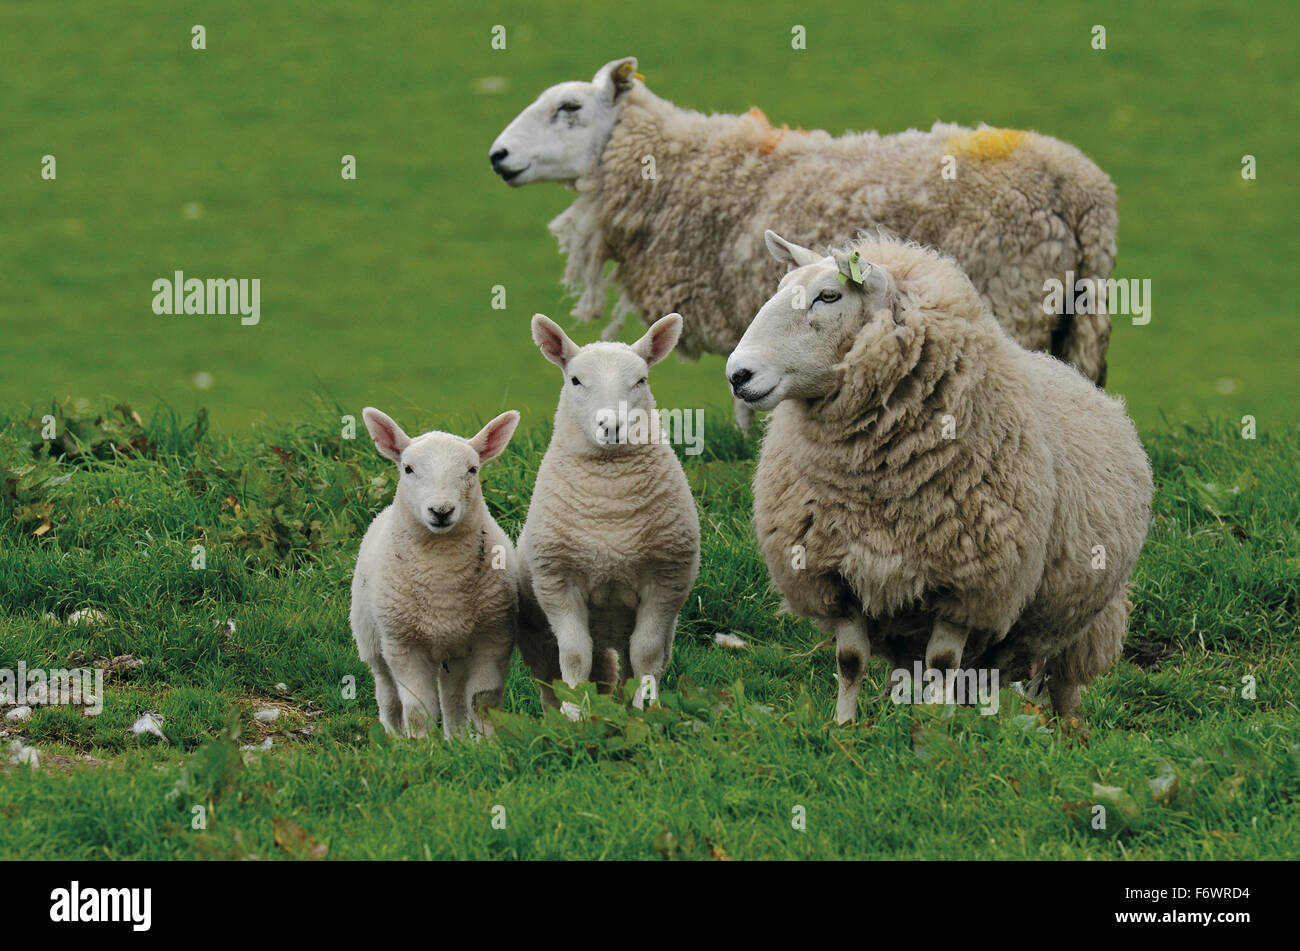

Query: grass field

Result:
[1,1,1297,433]
[0,405,1296,859]
[0,0,1297,860]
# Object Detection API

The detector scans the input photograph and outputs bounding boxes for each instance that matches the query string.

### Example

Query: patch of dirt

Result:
[1123,637,1177,671]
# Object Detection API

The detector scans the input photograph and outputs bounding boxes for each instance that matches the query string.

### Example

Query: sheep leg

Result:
[382,641,441,739]
[832,614,872,725]
[369,652,404,735]
[355,615,404,733]
[926,618,970,704]
[733,396,755,433]
[437,660,471,739]
[461,636,513,737]
[628,595,680,709]
[541,588,592,720]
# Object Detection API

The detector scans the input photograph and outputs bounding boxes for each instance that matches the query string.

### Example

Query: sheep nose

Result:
[490,148,509,169]
[428,505,456,525]
[729,368,753,390]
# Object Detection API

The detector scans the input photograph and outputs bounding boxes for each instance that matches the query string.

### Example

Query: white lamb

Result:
[350,407,520,738]
[516,313,700,714]
[490,57,1118,428]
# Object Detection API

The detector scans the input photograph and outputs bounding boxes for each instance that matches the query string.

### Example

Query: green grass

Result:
[0,404,1295,859]
[1,0,1297,433]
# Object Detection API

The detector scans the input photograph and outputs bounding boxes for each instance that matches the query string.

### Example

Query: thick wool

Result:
[750,237,1151,716]
[516,412,699,704]
[552,84,1116,382]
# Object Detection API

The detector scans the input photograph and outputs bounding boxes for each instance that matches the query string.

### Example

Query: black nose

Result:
[429,505,456,525]
[490,148,509,169]
[729,368,753,390]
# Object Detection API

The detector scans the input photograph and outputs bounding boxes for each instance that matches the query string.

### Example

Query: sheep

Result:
[350,407,520,739]
[516,312,700,715]
[726,231,1152,723]
[489,57,1118,428]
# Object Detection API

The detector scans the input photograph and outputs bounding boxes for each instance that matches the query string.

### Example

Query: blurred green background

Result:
[2,0,1296,434]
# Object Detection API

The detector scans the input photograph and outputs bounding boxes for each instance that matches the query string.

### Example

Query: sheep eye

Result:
[637,377,647,386]
[558,102,581,113]
[816,290,842,305]
[403,464,413,474]
[468,466,479,475]
[570,376,582,386]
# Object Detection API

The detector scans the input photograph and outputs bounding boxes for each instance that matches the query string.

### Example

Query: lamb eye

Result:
[570,376,582,386]
[558,102,581,113]
[403,464,413,474]
[816,290,842,304]
[637,377,647,386]
[468,465,478,475]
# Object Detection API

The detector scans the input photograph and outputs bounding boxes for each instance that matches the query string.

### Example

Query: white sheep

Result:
[728,231,1152,722]
[516,313,700,714]
[490,57,1118,428]
[350,407,520,738]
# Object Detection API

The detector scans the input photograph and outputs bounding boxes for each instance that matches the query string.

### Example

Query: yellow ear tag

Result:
[633,72,645,81]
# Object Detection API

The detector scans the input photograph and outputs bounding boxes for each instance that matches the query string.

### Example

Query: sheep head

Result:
[532,311,680,452]
[727,231,898,411]
[489,57,639,187]
[362,408,519,535]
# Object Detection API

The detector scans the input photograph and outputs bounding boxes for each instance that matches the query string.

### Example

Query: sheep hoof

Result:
[835,701,857,725]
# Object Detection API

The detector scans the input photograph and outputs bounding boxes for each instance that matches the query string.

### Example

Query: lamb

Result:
[727,231,1152,723]
[489,57,1118,428]
[350,407,520,738]
[516,313,700,714]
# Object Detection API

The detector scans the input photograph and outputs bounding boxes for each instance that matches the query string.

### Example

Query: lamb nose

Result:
[490,148,509,167]
[429,505,455,521]
[729,368,753,389]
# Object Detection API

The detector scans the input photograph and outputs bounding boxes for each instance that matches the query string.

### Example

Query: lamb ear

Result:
[764,230,822,272]
[469,411,520,464]
[531,314,580,369]
[362,407,411,463]
[632,313,682,367]
[594,56,639,103]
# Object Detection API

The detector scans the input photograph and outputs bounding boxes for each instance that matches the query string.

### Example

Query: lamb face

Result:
[362,408,519,534]
[489,57,638,186]
[532,311,682,451]
[727,231,894,411]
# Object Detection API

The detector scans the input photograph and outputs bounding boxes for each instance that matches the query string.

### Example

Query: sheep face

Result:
[727,231,894,411]
[532,312,681,450]
[489,57,638,186]
[362,408,519,535]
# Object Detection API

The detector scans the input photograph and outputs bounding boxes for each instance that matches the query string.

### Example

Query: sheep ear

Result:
[632,313,682,367]
[834,254,899,322]
[764,230,821,272]
[470,411,520,464]
[531,313,580,369]
[362,407,411,463]
[594,56,638,103]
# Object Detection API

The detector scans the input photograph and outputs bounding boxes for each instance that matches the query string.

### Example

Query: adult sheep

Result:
[489,57,1118,428]
[726,231,1152,722]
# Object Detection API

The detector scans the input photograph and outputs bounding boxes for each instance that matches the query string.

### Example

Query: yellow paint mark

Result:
[946,128,1027,161]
